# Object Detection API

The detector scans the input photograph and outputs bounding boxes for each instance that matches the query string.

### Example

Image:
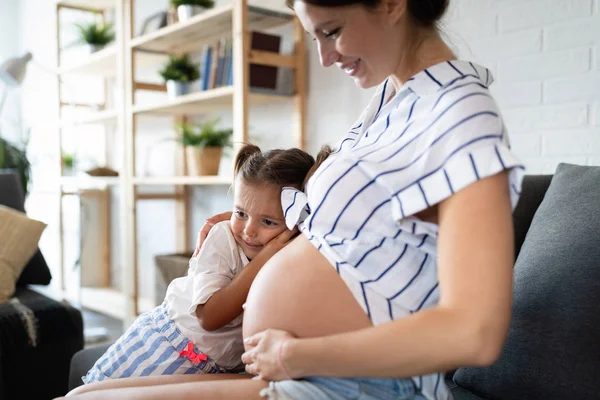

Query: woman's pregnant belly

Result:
[243,235,372,343]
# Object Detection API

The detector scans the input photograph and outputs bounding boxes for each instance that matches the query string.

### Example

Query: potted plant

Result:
[159,54,200,99]
[75,21,115,53]
[0,136,31,196]
[171,0,215,22]
[177,118,232,176]
[61,152,76,176]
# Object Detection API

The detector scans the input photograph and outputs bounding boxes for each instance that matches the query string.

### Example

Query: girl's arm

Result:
[196,229,296,332]
[243,172,515,379]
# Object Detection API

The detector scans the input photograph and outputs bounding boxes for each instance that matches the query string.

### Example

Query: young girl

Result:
[82,143,329,384]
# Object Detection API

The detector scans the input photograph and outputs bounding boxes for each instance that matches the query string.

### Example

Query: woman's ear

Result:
[381,0,407,25]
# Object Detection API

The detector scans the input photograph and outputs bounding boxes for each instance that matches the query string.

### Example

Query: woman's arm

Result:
[243,171,514,379]
[197,229,296,331]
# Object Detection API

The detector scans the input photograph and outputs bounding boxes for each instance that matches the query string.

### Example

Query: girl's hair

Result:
[286,0,449,28]
[234,143,332,191]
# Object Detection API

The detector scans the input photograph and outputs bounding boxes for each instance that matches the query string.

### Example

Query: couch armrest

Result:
[69,343,112,390]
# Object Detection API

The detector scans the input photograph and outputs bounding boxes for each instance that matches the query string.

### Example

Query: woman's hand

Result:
[242,329,297,381]
[193,211,232,257]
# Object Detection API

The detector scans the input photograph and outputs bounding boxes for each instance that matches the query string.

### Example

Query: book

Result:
[208,39,220,89]
[249,31,281,90]
[223,32,281,89]
[200,45,212,91]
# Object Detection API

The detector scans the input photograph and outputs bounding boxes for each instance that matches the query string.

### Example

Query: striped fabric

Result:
[300,61,525,400]
[83,303,224,384]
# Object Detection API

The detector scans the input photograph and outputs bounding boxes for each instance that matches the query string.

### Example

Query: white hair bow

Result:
[281,187,310,230]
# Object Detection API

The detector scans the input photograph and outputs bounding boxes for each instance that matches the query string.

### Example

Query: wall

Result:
[0,0,22,142]
[444,0,600,173]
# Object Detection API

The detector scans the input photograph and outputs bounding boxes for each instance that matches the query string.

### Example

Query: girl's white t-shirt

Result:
[163,221,249,370]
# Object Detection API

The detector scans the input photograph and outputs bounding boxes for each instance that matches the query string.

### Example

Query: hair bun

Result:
[407,0,449,26]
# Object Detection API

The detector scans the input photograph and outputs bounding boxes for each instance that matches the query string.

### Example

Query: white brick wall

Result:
[445,0,600,174]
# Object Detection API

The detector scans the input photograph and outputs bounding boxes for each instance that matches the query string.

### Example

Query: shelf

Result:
[81,287,124,319]
[130,5,294,55]
[57,0,115,10]
[58,45,117,76]
[133,176,232,186]
[61,176,120,193]
[132,86,291,115]
[58,46,164,77]
[59,109,118,127]
[80,287,155,319]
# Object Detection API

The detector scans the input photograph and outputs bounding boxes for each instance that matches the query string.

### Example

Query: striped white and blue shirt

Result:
[292,60,525,400]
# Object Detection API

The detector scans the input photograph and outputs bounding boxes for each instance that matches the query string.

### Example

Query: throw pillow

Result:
[453,163,600,399]
[0,205,47,302]
[0,172,52,285]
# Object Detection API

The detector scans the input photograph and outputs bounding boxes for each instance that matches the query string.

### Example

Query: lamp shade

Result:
[0,52,32,88]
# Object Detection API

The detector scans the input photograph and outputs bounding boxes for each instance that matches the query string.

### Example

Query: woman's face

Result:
[294,0,407,88]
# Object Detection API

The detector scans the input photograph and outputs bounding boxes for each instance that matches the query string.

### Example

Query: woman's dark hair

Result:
[234,143,332,191]
[286,0,448,28]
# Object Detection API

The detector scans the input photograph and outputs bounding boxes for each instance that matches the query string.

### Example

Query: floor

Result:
[82,308,123,347]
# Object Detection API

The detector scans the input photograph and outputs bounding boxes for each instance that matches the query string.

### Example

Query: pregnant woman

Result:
[63,0,524,399]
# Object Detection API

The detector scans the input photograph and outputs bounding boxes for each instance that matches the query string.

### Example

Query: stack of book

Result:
[198,32,281,92]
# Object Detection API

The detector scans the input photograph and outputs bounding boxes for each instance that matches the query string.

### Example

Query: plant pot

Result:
[62,167,76,177]
[166,80,191,99]
[84,43,105,54]
[186,146,222,176]
[177,5,206,22]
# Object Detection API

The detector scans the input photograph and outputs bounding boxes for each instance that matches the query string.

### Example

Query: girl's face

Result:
[230,180,288,260]
[294,0,408,89]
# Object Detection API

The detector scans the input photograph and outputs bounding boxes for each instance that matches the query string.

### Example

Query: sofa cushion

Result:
[0,206,47,302]
[0,172,52,286]
[453,163,600,400]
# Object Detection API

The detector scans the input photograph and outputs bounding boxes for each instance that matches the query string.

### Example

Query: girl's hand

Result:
[242,329,297,381]
[263,228,298,255]
[193,211,232,257]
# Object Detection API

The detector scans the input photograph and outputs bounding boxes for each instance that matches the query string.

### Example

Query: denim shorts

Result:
[259,376,426,400]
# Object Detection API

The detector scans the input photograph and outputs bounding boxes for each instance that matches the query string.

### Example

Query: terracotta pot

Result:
[186,146,222,176]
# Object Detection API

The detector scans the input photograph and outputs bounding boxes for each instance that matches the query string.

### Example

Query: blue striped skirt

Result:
[83,303,225,384]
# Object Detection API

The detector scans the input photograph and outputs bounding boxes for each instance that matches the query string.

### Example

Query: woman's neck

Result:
[389,30,456,91]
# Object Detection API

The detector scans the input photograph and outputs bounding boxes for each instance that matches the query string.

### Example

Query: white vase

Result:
[166,80,191,99]
[85,44,105,54]
[177,5,206,22]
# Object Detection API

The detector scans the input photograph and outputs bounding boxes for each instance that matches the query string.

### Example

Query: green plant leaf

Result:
[171,0,215,8]
[158,53,200,83]
[75,21,115,46]
[0,137,31,196]
[175,118,233,148]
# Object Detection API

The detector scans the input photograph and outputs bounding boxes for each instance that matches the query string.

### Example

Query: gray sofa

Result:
[68,164,600,400]
[0,172,84,400]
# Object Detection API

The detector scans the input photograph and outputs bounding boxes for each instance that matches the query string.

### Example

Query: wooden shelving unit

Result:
[129,5,293,54]
[59,108,118,127]
[57,45,164,77]
[131,86,290,116]
[55,0,124,311]
[132,175,233,186]
[53,0,306,327]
